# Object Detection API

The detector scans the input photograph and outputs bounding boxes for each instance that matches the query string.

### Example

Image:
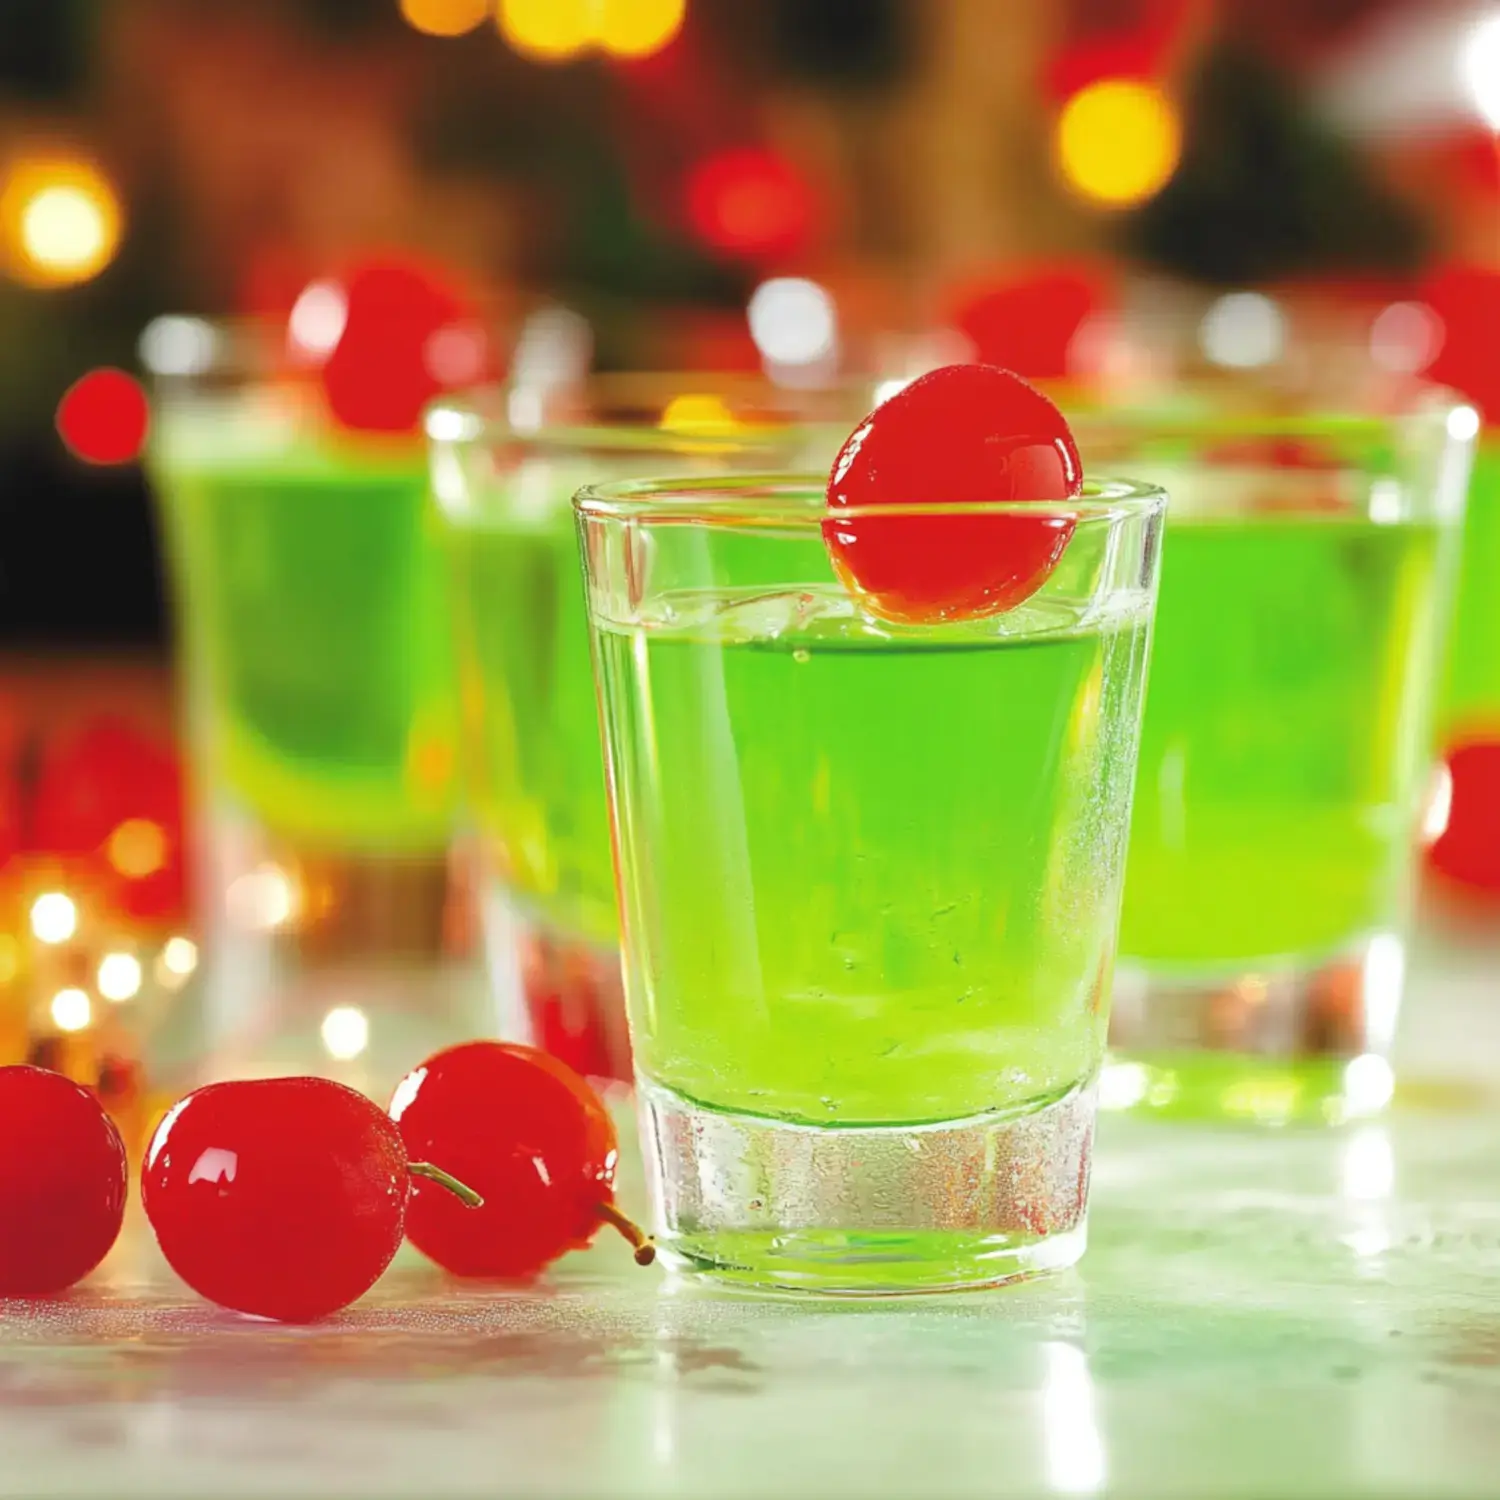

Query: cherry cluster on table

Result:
[0,1041,654,1323]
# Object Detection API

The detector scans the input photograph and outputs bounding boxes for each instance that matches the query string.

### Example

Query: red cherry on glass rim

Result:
[142,1077,480,1322]
[390,1041,654,1280]
[0,1066,127,1296]
[1428,738,1500,896]
[824,364,1082,624]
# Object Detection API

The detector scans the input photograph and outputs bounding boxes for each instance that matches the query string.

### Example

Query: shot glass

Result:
[577,474,1165,1293]
[1076,394,1476,1123]
[426,378,847,1084]
[148,330,481,1091]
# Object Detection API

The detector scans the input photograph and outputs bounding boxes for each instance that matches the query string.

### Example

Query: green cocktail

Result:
[430,386,841,1080]
[1444,443,1500,734]
[578,475,1164,1293]
[1077,402,1473,1123]
[158,435,459,849]
[151,392,473,1089]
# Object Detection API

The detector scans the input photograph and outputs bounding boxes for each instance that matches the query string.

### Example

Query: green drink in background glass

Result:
[578,475,1164,1293]
[428,380,844,1081]
[150,370,477,1089]
[1077,397,1475,1124]
[1443,442,1500,735]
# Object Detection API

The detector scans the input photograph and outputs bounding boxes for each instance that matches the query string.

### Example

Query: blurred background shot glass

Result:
[147,322,485,1093]
[427,376,844,1087]
[1087,392,1476,1125]
[576,474,1165,1293]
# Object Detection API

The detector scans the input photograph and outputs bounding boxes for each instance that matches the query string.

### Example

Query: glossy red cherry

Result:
[824,364,1082,624]
[319,260,489,436]
[0,1066,128,1296]
[1428,738,1500,896]
[142,1077,479,1322]
[390,1041,653,1280]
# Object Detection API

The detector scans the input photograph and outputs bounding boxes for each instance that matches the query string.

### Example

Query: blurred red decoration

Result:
[1428,739,1500,897]
[319,260,491,436]
[944,264,1115,382]
[30,718,187,927]
[55,370,151,466]
[684,149,819,263]
[1418,265,1500,423]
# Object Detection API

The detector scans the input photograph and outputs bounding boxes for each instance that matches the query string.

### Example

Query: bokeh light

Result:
[55,369,151,465]
[1055,79,1181,208]
[97,953,143,1004]
[31,892,78,945]
[50,988,92,1033]
[660,393,737,435]
[686,149,817,261]
[1198,292,1286,370]
[1,156,123,288]
[747,277,838,367]
[107,818,168,880]
[288,280,349,363]
[597,0,686,58]
[1464,13,1500,131]
[400,0,490,37]
[162,936,199,976]
[139,315,219,379]
[321,1005,370,1061]
[497,0,593,61]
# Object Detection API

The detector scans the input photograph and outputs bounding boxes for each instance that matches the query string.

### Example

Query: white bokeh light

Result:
[1464,13,1500,131]
[50,988,92,1033]
[1369,301,1443,374]
[288,281,348,361]
[321,1005,370,1061]
[1199,292,1286,370]
[747,278,838,368]
[97,952,143,1003]
[139,315,220,378]
[31,892,77,945]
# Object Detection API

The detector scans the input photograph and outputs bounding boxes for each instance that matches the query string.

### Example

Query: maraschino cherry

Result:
[824,364,1082,623]
[390,1041,654,1280]
[1428,738,1500,897]
[0,1066,128,1296]
[142,1077,480,1322]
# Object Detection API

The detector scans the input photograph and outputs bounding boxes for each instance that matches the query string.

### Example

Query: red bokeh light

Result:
[31,717,188,926]
[1418,264,1500,423]
[55,370,151,466]
[1044,0,1200,102]
[1428,739,1500,898]
[318,260,492,436]
[944,264,1115,382]
[685,149,818,263]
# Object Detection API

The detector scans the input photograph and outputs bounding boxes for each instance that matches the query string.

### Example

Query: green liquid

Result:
[1444,443,1500,733]
[445,498,616,943]
[1120,515,1443,966]
[157,446,459,846]
[594,587,1152,1127]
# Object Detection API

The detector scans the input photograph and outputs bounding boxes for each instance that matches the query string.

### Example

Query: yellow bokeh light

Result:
[107,818,168,880]
[1,156,123,288]
[660,393,739,436]
[597,0,685,58]
[497,0,593,60]
[1055,79,1181,209]
[400,0,490,36]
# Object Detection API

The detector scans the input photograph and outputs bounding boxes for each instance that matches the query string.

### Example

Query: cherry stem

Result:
[409,1161,484,1209]
[598,1200,656,1266]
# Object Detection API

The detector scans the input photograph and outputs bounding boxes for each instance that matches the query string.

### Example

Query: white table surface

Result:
[5,921,1500,1500]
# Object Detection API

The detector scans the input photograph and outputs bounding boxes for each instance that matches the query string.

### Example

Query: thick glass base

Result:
[154,809,491,1095]
[1107,933,1403,1124]
[479,889,631,1085]
[636,1074,1096,1295]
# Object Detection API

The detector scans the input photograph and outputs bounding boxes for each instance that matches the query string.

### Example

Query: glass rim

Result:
[425,372,862,453]
[573,473,1166,527]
